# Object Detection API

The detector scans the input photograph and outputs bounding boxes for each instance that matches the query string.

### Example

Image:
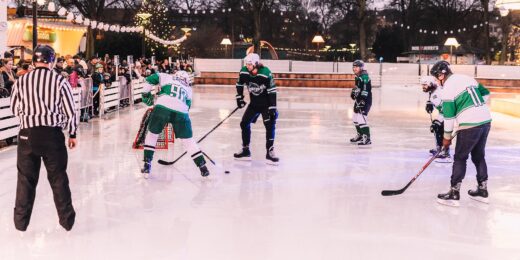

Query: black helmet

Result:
[353,60,365,68]
[33,45,55,64]
[430,60,452,78]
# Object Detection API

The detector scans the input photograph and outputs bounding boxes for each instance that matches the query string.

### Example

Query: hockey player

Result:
[140,70,209,178]
[420,76,451,163]
[430,61,492,206]
[349,60,372,146]
[233,53,279,165]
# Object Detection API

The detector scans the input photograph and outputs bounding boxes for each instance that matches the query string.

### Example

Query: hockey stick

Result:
[381,148,443,196]
[381,132,457,196]
[158,106,240,165]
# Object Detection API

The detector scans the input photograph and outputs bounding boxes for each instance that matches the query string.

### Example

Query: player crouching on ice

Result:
[140,70,209,178]
[349,60,372,146]
[233,53,279,165]
[420,76,451,163]
[430,61,492,207]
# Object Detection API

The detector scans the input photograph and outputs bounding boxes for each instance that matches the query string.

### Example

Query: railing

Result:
[194,59,520,87]
[0,97,19,142]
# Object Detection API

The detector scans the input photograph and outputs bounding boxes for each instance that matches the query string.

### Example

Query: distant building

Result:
[399,45,485,64]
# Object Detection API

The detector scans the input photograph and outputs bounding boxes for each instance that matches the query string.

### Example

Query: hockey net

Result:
[132,108,175,150]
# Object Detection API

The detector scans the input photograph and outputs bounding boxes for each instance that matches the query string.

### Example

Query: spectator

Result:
[87,56,99,76]
[158,59,171,74]
[54,57,65,74]
[134,61,143,79]
[91,63,104,116]
[16,63,30,77]
[184,62,194,73]
[1,59,16,94]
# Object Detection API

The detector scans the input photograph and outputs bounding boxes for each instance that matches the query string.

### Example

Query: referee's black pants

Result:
[14,127,75,231]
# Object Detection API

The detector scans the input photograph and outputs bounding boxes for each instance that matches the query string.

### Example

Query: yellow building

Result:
[7,17,86,60]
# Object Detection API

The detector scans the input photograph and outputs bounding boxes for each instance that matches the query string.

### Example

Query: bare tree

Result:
[236,0,278,54]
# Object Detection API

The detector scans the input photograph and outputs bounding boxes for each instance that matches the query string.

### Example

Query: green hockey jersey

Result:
[236,66,277,108]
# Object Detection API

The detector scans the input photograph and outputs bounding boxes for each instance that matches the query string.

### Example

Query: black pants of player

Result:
[14,127,75,231]
[240,104,277,150]
[451,123,491,187]
[434,122,444,147]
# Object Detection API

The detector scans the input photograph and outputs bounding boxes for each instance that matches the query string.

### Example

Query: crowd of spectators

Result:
[0,51,194,111]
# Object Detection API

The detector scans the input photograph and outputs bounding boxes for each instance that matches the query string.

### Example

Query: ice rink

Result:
[1,85,520,259]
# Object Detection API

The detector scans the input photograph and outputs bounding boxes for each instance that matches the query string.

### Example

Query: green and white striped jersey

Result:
[441,74,491,139]
[430,87,444,122]
[142,73,192,114]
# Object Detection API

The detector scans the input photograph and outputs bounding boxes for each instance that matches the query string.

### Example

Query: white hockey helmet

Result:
[244,53,260,66]
[174,70,192,86]
[420,75,437,92]
[420,75,436,85]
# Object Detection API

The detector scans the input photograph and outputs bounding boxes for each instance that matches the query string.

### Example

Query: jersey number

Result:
[466,86,483,107]
[170,85,188,104]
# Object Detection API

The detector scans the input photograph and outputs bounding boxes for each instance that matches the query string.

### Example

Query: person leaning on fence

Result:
[9,45,77,231]
[91,64,105,116]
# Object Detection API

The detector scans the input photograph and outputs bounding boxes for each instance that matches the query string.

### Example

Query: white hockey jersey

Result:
[142,73,192,114]
[430,87,444,122]
[441,74,491,139]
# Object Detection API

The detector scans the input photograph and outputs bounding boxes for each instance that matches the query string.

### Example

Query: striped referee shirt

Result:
[9,67,77,138]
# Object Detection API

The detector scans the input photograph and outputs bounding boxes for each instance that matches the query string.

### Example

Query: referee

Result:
[10,45,77,231]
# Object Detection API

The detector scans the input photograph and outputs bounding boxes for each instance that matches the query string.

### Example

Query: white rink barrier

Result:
[131,78,145,104]
[100,82,120,115]
[194,58,520,86]
[0,97,19,141]
[71,88,82,125]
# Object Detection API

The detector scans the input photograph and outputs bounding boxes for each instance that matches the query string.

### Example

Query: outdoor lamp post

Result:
[32,0,45,50]
[312,35,325,61]
[136,12,152,58]
[444,37,460,64]
[349,43,357,60]
[220,37,232,58]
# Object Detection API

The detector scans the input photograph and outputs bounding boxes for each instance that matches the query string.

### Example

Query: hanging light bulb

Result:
[97,23,103,30]
[75,15,83,24]
[66,12,75,21]
[83,18,90,26]
[91,21,97,28]
[48,2,56,12]
[37,0,45,6]
[103,24,110,31]
[57,7,67,16]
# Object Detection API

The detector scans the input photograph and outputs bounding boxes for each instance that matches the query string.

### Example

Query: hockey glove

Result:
[430,119,442,134]
[268,107,278,122]
[236,95,247,108]
[425,101,434,114]
[142,92,154,106]
[350,88,360,100]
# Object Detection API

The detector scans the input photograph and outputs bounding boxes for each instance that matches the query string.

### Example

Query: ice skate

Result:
[437,183,461,207]
[266,147,279,165]
[141,158,152,179]
[468,181,489,204]
[234,146,252,161]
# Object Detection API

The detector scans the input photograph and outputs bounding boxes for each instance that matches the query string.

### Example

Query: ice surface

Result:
[1,85,519,259]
